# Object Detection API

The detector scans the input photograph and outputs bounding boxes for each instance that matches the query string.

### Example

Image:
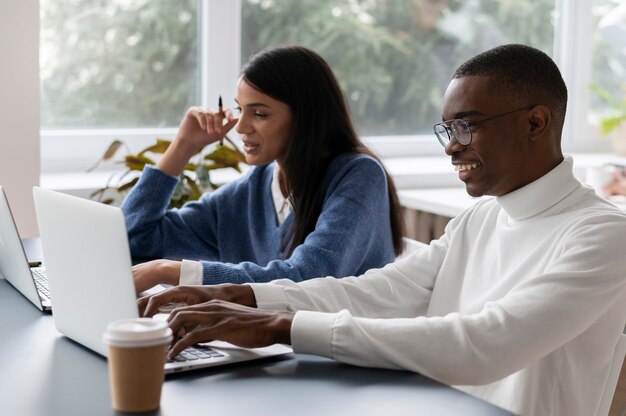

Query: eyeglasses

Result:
[433,105,535,147]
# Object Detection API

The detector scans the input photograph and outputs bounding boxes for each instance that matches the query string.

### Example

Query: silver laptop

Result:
[0,186,51,311]
[32,186,292,373]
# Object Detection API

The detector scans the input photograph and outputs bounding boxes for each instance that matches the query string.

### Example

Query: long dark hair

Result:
[241,45,404,256]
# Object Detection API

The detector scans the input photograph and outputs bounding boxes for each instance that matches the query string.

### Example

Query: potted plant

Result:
[591,83,626,155]
[88,136,247,208]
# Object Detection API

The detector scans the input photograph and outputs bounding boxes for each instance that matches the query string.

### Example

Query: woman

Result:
[121,45,404,293]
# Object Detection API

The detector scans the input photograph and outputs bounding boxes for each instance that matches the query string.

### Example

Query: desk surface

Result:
[399,188,487,218]
[0,279,511,416]
[399,187,626,218]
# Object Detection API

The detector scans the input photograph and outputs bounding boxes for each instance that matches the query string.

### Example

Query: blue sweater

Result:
[121,152,395,284]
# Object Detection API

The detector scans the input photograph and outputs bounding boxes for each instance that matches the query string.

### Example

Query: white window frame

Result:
[40,0,608,176]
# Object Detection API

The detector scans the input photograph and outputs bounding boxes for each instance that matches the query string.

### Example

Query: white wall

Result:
[0,1,40,237]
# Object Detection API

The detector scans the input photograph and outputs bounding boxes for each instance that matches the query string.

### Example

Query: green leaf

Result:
[138,138,172,156]
[600,115,626,136]
[204,146,246,168]
[125,154,155,171]
[117,176,140,192]
[590,84,624,109]
[183,174,202,201]
[87,136,248,206]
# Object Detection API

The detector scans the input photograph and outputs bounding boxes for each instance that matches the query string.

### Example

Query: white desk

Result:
[398,188,486,218]
[399,187,626,219]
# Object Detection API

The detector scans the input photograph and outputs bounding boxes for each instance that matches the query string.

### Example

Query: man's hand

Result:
[137,283,257,317]
[166,300,294,359]
[132,259,181,295]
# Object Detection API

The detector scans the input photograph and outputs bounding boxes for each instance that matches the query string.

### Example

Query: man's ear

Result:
[528,105,551,141]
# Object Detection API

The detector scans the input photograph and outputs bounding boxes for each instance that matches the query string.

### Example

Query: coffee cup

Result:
[103,318,172,413]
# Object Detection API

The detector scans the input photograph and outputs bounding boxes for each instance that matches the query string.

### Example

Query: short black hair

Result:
[454,44,568,128]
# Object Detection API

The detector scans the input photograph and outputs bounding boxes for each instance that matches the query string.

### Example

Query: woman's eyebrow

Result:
[233,99,271,109]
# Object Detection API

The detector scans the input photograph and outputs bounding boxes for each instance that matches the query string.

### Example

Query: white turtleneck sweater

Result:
[250,156,626,416]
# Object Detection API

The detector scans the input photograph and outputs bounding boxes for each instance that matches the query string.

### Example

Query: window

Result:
[590,1,626,123]
[39,1,623,175]
[241,0,555,136]
[40,0,199,129]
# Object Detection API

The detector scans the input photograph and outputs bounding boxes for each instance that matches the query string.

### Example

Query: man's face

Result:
[441,76,533,197]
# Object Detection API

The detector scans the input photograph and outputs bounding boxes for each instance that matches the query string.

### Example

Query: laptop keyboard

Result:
[27,269,220,362]
[31,268,50,301]
[30,268,223,364]
[168,344,225,363]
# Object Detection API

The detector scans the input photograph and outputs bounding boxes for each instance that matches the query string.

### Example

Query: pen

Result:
[218,95,224,146]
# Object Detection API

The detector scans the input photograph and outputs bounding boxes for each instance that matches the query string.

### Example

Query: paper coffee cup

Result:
[103,318,172,413]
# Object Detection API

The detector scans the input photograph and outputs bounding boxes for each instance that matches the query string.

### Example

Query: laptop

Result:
[32,186,292,373]
[0,186,51,311]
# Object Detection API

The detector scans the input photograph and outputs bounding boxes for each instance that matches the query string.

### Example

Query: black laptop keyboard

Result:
[31,268,50,301]
[168,344,225,363]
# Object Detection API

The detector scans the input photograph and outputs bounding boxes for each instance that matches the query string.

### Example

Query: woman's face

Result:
[234,78,294,166]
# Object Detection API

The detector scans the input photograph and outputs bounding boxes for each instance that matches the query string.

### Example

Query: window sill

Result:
[40,152,625,198]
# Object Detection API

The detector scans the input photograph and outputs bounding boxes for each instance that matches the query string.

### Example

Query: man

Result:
[138,44,626,416]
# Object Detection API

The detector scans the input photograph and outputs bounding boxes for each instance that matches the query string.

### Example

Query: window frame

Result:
[40,0,609,175]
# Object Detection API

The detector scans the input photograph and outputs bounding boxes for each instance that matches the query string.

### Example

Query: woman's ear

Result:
[528,105,551,141]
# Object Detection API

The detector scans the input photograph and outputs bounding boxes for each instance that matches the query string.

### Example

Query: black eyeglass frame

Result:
[433,105,536,147]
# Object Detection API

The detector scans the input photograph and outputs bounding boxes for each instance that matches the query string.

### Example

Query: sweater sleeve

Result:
[200,155,396,284]
[120,166,220,261]
[259,217,626,386]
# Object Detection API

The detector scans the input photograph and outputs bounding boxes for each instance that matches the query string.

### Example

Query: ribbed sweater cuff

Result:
[201,262,242,285]
[139,166,178,198]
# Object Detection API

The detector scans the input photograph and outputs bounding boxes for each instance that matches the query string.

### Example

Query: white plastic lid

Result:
[103,318,173,348]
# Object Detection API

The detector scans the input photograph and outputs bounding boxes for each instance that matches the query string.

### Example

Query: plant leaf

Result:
[183,174,202,201]
[117,176,140,192]
[125,154,155,171]
[138,138,171,156]
[590,83,624,109]
[89,188,108,199]
[600,115,626,136]
[86,139,124,172]
[204,146,246,168]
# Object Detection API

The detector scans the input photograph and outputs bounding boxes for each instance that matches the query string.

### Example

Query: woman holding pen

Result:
[121,45,404,293]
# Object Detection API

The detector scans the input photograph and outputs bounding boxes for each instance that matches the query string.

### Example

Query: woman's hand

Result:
[165,300,294,358]
[132,259,182,295]
[176,106,238,151]
[157,106,239,177]
[137,283,257,317]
